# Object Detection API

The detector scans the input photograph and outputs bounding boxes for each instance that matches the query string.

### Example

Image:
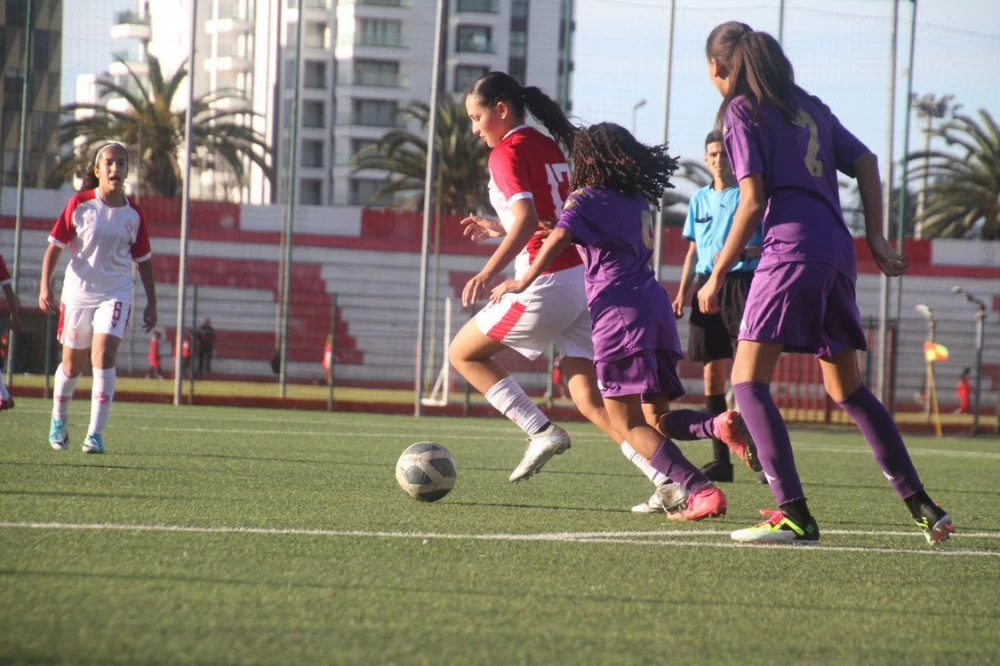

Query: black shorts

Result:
[687,271,754,363]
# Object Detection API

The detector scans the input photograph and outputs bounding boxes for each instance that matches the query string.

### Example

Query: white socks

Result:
[484,375,549,436]
[621,441,669,486]
[52,364,81,421]
[88,367,116,436]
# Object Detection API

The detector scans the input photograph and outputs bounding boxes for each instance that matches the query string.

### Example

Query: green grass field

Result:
[2,398,999,665]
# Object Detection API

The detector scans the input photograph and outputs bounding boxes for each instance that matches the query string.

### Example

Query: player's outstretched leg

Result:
[83,367,116,454]
[49,363,80,451]
[658,409,762,474]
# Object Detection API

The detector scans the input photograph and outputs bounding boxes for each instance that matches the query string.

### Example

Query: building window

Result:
[454,65,487,93]
[216,33,240,58]
[3,74,23,110]
[509,30,526,58]
[456,26,493,54]
[354,60,399,87]
[358,19,403,47]
[6,1,27,25]
[350,178,389,207]
[457,0,498,12]
[33,30,55,70]
[302,100,325,128]
[304,0,329,8]
[352,99,398,127]
[300,178,322,205]
[512,0,528,19]
[305,22,328,49]
[301,139,324,168]
[304,60,327,88]
[284,59,296,88]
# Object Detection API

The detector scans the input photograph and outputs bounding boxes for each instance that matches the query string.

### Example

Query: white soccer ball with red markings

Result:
[395,442,457,502]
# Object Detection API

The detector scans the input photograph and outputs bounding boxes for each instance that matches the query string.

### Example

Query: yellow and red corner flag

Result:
[923,341,950,363]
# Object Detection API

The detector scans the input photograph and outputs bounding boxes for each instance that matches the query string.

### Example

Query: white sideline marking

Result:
[1,522,997,558]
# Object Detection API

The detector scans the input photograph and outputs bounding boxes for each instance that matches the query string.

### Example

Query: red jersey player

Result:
[39,142,158,453]
[448,71,622,483]
[0,253,20,410]
[148,330,162,379]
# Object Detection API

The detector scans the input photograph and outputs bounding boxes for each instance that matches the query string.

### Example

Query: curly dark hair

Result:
[570,123,678,208]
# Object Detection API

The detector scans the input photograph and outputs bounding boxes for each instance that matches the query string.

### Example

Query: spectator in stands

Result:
[957,367,972,414]
[148,330,162,379]
[197,318,216,374]
[322,334,334,386]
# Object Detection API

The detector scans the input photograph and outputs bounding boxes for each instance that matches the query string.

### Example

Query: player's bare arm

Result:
[460,214,505,242]
[490,227,574,303]
[855,152,908,277]
[698,173,765,314]
[38,244,62,313]
[2,284,20,332]
[462,199,540,307]
[137,260,158,332]
[674,241,698,318]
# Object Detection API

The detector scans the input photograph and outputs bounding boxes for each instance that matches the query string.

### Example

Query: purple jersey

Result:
[724,90,869,279]
[556,186,681,362]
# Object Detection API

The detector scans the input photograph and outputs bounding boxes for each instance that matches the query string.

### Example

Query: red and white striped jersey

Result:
[48,190,152,307]
[487,125,582,278]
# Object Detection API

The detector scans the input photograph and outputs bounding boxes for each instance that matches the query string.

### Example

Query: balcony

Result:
[337,112,404,128]
[337,73,408,88]
[339,0,412,7]
[204,56,252,73]
[353,35,407,49]
[110,11,152,41]
[456,0,498,13]
[205,18,253,34]
[211,95,251,112]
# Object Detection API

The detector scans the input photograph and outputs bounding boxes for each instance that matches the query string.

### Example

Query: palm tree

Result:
[50,56,272,198]
[906,108,1000,239]
[351,98,489,214]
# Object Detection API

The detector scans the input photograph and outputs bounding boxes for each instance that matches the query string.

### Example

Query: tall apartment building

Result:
[1,0,63,189]
[79,0,573,206]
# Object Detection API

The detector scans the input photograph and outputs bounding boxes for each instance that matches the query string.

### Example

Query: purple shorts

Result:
[595,350,685,402]
[739,262,867,358]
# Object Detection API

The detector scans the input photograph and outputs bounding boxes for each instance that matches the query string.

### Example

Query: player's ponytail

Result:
[707,21,799,127]
[80,171,99,191]
[468,71,577,152]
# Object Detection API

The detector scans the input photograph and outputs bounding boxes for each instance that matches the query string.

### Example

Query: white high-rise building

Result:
[78,0,575,206]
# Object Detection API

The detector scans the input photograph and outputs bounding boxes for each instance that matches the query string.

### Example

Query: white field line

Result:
[11,407,1000,460]
[1,521,998,558]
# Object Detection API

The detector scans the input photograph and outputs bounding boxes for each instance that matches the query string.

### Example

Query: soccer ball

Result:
[395,442,457,502]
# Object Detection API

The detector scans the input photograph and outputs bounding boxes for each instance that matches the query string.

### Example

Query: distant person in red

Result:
[175,331,192,377]
[322,334,334,386]
[148,330,162,379]
[957,367,972,414]
[0,252,21,410]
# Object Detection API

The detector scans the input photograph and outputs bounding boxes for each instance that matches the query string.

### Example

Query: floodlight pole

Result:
[5,0,32,387]
[876,0,900,404]
[414,0,447,417]
[172,0,198,406]
[652,0,675,281]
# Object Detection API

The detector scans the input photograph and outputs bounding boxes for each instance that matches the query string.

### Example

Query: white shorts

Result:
[58,300,132,349]
[475,265,593,361]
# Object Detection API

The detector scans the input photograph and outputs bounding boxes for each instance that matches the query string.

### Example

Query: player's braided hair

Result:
[570,123,678,209]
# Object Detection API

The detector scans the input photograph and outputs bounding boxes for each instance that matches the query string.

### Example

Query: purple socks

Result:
[838,385,923,499]
[732,382,806,505]
[649,440,711,493]
[661,409,717,441]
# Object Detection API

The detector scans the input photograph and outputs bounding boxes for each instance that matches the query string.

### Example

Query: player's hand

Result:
[143,304,158,332]
[8,312,21,333]
[460,215,504,243]
[672,293,685,319]
[462,271,493,308]
[489,279,526,304]
[38,287,57,314]
[697,275,722,315]
[868,236,909,277]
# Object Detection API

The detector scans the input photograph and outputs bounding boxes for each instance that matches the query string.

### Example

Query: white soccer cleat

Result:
[508,423,571,482]
[631,482,690,514]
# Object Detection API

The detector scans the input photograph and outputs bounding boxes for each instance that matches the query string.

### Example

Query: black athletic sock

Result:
[779,499,814,527]
[904,489,934,519]
[707,393,729,463]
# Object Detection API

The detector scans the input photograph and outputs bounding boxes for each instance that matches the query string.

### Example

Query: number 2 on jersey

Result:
[796,109,824,178]
[544,163,571,215]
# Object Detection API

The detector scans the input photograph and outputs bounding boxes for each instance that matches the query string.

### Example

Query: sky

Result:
[572,0,1000,193]
[60,0,1000,194]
